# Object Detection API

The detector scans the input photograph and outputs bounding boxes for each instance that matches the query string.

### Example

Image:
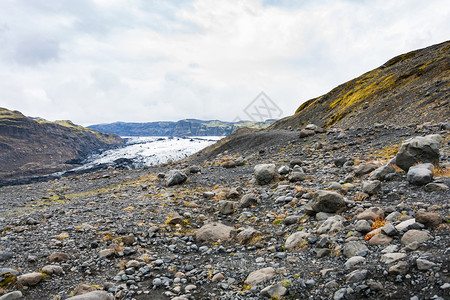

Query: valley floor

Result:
[0,123,449,300]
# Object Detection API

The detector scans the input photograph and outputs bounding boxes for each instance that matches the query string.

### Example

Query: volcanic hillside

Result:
[271,41,450,130]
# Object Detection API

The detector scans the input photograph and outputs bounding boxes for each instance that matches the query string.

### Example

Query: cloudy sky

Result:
[0,0,448,126]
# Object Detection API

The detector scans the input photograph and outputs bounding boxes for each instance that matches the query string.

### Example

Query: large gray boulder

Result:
[165,170,187,186]
[254,164,276,185]
[395,134,442,171]
[309,190,346,213]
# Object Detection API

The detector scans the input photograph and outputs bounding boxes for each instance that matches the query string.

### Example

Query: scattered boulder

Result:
[416,258,437,271]
[369,165,396,181]
[317,215,345,234]
[289,165,305,182]
[254,164,276,185]
[219,201,235,215]
[368,233,392,246]
[343,241,369,258]
[98,249,115,259]
[239,193,258,208]
[260,283,288,298]
[195,223,234,242]
[278,165,290,175]
[355,220,372,233]
[17,272,43,286]
[308,190,346,214]
[49,252,70,263]
[73,283,97,296]
[407,163,434,185]
[395,134,442,171]
[42,265,63,276]
[245,267,275,285]
[237,228,261,244]
[285,231,310,251]
[357,207,384,220]
[355,163,378,177]
[401,230,431,244]
[415,211,442,227]
[389,261,409,275]
[69,291,113,300]
[362,180,382,195]
[424,182,449,192]
[165,170,188,186]
[346,269,368,283]
[299,129,315,138]
[344,256,365,270]
[0,291,23,300]
[380,253,407,264]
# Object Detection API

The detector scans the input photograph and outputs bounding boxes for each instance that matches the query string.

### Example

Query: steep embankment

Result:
[271,41,450,130]
[0,108,123,180]
[88,119,276,136]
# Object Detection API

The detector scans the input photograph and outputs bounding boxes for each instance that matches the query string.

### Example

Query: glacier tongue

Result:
[73,136,222,171]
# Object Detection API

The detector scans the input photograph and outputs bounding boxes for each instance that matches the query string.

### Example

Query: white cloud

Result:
[0,0,448,125]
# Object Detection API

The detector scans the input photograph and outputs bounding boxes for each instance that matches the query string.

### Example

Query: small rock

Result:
[369,165,396,181]
[424,182,449,192]
[381,223,399,237]
[239,193,258,208]
[317,215,345,234]
[346,269,368,283]
[344,256,365,270]
[219,201,235,215]
[98,249,115,259]
[388,261,409,275]
[355,163,378,176]
[380,253,407,264]
[73,283,97,296]
[237,228,261,245]
[368,233,392,246]
[212,273,225,282]
[245,267,275,285]
[357,207,384,220]
[343,241,369,258]
[416,258,437,271]
[285,231,310,251]
[195,223,234,242]
[355,220,371,233]
[49,252,70,262]
[69,291,113,300]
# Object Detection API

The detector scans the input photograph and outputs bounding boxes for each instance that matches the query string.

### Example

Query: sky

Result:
[0,0,449,126]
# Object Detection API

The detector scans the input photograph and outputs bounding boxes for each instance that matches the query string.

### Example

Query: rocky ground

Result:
[0,123,449,300]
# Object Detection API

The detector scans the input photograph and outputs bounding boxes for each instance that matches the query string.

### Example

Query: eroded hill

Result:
[0,108,123,180]
[271,41,450,130]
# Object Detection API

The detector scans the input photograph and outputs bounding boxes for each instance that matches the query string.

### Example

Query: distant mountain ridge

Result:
[88,119,276,136]
[270,40,450,130]
[0,108,123,181]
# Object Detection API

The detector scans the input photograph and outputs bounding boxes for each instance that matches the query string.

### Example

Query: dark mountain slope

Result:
[270,41,450,130]
[0,108,123,180]
[88,119,276,137]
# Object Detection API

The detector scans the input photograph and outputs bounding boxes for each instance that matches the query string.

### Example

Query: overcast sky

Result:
[0,0,448,126]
